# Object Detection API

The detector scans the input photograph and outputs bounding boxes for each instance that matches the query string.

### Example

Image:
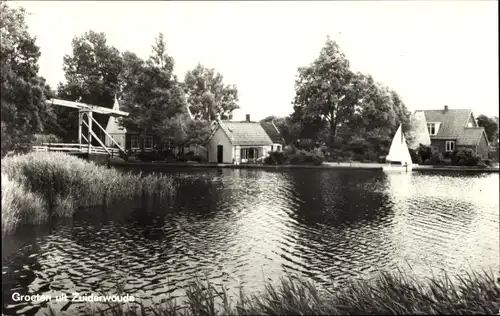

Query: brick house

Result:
[418,105,489,159]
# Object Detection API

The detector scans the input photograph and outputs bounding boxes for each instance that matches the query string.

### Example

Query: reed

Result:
[1,152,176,235]
[45,269,500,315]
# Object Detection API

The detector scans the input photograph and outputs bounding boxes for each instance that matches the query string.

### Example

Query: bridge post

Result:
[78,111,83,145]
[87,111,93,154]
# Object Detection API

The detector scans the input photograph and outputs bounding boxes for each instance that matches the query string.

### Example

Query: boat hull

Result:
[382,166,413,173]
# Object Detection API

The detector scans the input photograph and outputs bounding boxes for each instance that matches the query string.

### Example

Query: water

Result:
[2,169,499,315]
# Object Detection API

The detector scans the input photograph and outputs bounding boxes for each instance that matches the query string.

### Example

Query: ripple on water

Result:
[1,170,498,315]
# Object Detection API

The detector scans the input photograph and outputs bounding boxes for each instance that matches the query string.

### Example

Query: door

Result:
[217,145,223,163]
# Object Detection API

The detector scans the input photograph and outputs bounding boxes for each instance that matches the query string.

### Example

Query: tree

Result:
[120,33,186,149]
[183,63,239,120]
[1,2,54,155]
[54,30,123,142]
[476,114,499,144]
[293,36,358,143]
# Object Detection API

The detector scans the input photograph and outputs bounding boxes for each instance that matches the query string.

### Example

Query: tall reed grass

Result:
[45,269,500,315]
[1,152,176,235]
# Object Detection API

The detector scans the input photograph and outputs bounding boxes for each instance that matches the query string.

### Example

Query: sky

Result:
[14,1,499,120]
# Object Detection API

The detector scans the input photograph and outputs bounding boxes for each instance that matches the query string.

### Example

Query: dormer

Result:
[426,122,441,136]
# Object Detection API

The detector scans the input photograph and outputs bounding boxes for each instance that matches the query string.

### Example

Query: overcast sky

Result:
[15,1,499,120]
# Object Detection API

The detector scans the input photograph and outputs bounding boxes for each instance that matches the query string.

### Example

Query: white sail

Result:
[386,125,412,165]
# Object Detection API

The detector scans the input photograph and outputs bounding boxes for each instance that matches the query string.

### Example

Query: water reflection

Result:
[2,169,498,315]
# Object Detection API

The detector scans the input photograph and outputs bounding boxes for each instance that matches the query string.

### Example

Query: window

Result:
[131,136,139,149]
[240,148,257,159]
[271,145,274,151]
[427,123,436,136]
[277,145,281,151]
[144,136,153,149]
[445,141,455,152]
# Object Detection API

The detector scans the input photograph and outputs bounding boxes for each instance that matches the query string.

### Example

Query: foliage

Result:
[53,30,123,142]
[408,148,422,164]
[0,2,56,156]
[183,63,239,120]
[263,148,324,165]
[1,172,46,236]
[476,114,499,144]
[156,113,212,148]
[290,36,411,160]
[120,33,187,146]
[263,151,287,165]
[450,148,482,166]
[52,269,500,316]
[417,144,433,163]
[424,149,445,166]
[293,36,357,141]
[32,133,62,145]
[1,152,175,235]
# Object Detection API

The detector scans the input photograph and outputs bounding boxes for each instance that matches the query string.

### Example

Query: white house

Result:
[208,114,280,164]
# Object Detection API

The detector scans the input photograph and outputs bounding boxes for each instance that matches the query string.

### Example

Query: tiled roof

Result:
[218,121,273,146]
[457,128,486,146]
[260,121,284,144]
[419,109,472,139]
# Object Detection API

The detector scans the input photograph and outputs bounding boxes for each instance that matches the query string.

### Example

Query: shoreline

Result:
[109,161,500,173]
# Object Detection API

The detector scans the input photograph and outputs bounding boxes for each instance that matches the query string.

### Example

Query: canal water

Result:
[2,169,499,315]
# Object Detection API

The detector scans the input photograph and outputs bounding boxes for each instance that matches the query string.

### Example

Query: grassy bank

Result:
[45,269,500,315]
[1,152,176,235]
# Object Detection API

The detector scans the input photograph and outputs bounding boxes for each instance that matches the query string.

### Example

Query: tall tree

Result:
[120,33,186,148]
[0,2,54,155]
[54,30,123,142]
[293,36,358,142]
[183,63,239,120]
[476,114,499,144]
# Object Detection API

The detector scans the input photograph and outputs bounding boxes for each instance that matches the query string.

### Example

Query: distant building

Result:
[207,114,283,164]
[417,105,489,158]
[105,97,158,152]
[260,120,285,152]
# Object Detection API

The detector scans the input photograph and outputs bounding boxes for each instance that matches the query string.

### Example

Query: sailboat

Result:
[382,125,413,173]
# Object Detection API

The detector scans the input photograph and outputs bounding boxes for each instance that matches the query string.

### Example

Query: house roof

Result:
[218,121,273,146]
[457,128,486,146]
[419,109,472,139]
[106,97,127,133]
[260,121,284,144]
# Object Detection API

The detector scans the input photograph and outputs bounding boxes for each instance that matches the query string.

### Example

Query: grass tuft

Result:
[43,269,500,315]
[1,152,176,235]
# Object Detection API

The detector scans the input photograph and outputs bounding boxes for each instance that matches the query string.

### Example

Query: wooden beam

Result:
[45,99,129,117]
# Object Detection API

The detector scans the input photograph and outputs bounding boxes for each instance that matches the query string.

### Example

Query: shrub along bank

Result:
[409,144,492,168]
[1,152,176,235]
[264,147,324,165]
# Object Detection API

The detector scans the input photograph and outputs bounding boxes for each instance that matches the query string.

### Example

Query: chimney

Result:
[444,105,449,112]
[246,114,250,122]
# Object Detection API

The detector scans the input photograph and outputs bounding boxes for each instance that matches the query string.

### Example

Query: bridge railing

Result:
[32,143,120,155]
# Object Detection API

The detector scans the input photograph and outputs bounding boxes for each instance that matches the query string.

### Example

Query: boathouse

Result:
[207,114,283,164]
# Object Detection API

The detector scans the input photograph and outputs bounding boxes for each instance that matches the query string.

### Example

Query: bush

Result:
[424,150,445,165]
[417,144,433,163]
[264,151,287,165]
[451,148,481,166]
[287,150,324,165]
[409,148,422,164]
